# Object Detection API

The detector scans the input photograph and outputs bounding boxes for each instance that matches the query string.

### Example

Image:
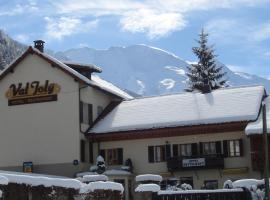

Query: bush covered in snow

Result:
[82,175,108,183]
[179,183,193,190]
[136,174,162,183]
[135,184,160,192]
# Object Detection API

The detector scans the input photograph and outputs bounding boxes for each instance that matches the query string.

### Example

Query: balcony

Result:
[167,154,224,172]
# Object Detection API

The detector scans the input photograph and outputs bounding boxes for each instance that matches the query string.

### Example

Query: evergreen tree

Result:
[186,29,227,93]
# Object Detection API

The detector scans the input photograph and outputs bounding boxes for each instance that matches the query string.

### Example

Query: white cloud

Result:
[52,0,268,39]
[0,2,38,16]
[120,9,186,38]
[206,19,270,44]
[15,34,30,43]
[44,17,98,40]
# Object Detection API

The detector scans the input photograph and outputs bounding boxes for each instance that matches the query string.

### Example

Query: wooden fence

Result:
[152,189,252,200]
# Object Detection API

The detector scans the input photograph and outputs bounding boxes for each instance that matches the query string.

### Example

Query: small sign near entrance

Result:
[182,158,206,168]
[23,161,33,173]
[6,80,61,106]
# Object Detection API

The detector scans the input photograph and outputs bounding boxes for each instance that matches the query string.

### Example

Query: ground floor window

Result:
[204,180,218,189]
[100,148,123,165]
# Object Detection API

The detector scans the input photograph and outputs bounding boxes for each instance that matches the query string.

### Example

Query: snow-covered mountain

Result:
[55,45,270,96]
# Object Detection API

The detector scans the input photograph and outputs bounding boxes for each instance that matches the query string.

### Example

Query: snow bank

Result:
[0,175,9,185]
[82,175,108,183]
[104,169,131,176]
[232,179,264,189]
[135,184,160,192]
[0,173,82,189]
[80,181,124,193]
[158,188,243,195]
[136,174,162,183]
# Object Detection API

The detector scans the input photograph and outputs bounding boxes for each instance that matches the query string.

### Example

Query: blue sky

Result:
[1,0,270,77]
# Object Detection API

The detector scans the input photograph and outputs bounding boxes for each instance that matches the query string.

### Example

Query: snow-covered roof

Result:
[63,61,102,73]
[245,97,270,135]
[91,75,133,100]
[90,86,265,134]
[0,46,132,100]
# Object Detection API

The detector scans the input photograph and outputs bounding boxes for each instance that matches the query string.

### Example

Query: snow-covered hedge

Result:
[0,175,9,185]
[82,175,108,183]
[135,184,160,192]
[0,173,82,189]
[80,181,124,193]
[136,174,162,183]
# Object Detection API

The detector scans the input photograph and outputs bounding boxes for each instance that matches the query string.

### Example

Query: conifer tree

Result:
[186,29,226,93]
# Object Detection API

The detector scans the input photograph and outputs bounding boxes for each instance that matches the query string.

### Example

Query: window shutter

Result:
[223,140,228,157]
[173,144,178,157]
[117,148,123,165]
[191,143,198,156]
[100,149,105,161]
[89,142,93,163]
[239,139,244,156]
[165,144,171,160]
[216,141,222,155]
[80,140,85,162]
[148,146,154,163]
[88,104,93,125]
[79,101,83,123]
[199,142,203,155]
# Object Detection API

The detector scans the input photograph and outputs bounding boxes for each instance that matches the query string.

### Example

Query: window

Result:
[202,142,216,155]
[173,143,197,157]
[225,139,242,157]
[148,145,166,163]
[204,180,218,189]
[80,140,85,162]
[180,144,192,156]
[80,101,93,125]
[100,148,123,165]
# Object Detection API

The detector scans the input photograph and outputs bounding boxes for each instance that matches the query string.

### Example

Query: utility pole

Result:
[263,102,269,200]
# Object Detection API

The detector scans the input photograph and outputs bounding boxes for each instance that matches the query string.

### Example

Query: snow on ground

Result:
[232,179,264,189]
[158,188,243,195]
[80,181,124,193]
[135,184,160,192]
[82,175,108,183]
[0,175,9,185]
[0,173,82,189]
[136,174,162,183]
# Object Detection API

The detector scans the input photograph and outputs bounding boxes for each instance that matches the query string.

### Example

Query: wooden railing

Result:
[167,154,224,171]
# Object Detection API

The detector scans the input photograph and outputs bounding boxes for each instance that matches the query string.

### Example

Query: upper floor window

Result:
[173,143,195,157]
[100,148,123,165]
[202,142,216,155]
[223,139,243,157]
[148,145,166,163]
[80,101,93,125]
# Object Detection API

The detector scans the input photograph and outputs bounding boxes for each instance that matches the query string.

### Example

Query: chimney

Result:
[33,40,45,52]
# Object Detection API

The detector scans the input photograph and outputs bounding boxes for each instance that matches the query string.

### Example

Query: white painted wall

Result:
[0,54,80,167]
[97,131,261,188]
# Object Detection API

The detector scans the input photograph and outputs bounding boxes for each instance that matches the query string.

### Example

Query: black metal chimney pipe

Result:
[33,40,45,52]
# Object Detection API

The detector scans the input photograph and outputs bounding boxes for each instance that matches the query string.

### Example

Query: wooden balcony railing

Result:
[167,154,224,172]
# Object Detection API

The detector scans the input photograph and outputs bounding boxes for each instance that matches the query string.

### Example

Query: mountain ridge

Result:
[0,30,270,96]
